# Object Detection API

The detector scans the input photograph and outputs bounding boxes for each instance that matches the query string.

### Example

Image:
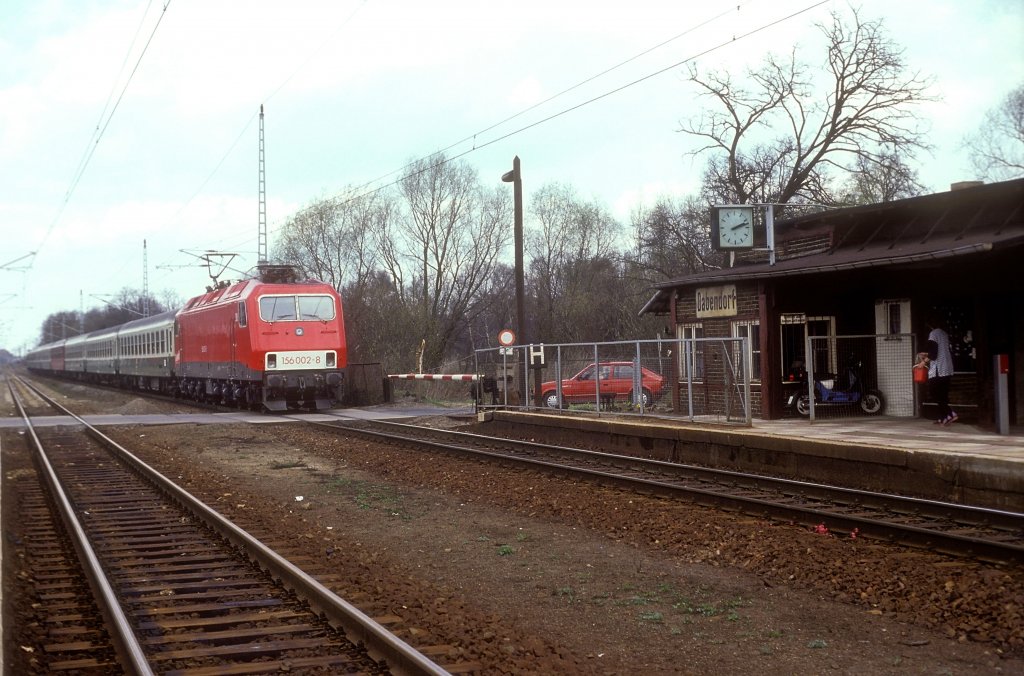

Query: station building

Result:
[641,178,1024,427]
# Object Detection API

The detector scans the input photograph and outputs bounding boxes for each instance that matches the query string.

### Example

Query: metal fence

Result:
[802,333,917,421]
[473,337,751,425]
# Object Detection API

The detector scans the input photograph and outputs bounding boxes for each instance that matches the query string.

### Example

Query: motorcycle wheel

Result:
[860,391,884,415]
[795,394,812,416]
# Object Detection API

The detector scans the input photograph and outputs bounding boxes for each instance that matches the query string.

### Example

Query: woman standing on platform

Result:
[920,314,957,425]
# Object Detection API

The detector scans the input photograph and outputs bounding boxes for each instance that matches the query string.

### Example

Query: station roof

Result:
[641,178,1024,315]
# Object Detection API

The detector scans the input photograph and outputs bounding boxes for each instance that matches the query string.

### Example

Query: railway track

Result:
[6,376,457,675]
[312,414,1024,566]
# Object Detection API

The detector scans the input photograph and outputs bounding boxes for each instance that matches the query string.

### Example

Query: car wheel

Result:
[543,391,561,408]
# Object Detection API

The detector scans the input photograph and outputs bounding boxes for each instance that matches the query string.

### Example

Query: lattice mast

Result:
[143,239,150,317]
[258,104,267,265]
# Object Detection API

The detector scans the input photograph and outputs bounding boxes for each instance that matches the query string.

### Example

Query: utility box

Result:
[995,354,1010,435]
[495,362,519,405]
[344,362,387,405]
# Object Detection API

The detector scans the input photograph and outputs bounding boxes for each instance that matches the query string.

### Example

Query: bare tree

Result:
[386,154,512,368]
[840,148,925,204]
[964,83,1024,181]
[632,195,719,280]
[681,8,934,206]
[276,191,392,292]
[39,310,83,343]
[526,182,622,342]
[38,288,166,343]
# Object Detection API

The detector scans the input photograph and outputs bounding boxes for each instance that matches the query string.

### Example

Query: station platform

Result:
[482,411,1024,512]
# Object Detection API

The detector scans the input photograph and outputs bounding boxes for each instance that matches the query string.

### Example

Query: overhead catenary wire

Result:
[32,0,174,264]
[100,0,371,293]
[23,0,830,332]
[97,0,814,289]
[296,0,831,224]
[342,1,760,200]
[64,0,158,212]
[138,0,766,290]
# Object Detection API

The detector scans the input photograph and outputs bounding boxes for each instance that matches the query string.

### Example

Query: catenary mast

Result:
[258,104,267,266]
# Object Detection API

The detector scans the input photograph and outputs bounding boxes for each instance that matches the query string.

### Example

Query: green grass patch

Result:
[554,586,576,602]
[326,477,410,518]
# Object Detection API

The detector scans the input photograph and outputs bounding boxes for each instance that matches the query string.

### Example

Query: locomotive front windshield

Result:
[259,295,336,322]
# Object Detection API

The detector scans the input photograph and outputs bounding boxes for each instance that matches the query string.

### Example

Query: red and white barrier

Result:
[389,373,481,382]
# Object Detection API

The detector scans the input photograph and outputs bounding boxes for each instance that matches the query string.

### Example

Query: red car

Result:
[540,361,664,408]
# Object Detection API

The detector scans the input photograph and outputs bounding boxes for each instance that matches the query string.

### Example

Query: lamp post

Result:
[502,156,528,405]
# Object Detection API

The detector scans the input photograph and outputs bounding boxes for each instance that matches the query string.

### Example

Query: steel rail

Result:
[8,379,154,675]
[14,376,451,676]
[315,415,1024,565]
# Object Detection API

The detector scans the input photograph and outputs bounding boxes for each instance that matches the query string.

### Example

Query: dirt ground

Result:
[4,381,1022,674]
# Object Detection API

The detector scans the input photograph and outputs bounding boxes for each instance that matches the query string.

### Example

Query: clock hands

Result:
[730,221,749,230]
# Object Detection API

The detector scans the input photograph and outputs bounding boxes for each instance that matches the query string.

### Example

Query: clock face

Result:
[717,207,754,249]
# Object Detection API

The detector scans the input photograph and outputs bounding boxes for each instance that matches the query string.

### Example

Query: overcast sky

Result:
[2,0,1022,353]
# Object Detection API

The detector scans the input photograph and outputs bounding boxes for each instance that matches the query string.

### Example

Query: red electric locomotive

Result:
[175,265,347,410]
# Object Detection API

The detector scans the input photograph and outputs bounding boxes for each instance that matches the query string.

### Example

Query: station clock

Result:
[711,206,756,250]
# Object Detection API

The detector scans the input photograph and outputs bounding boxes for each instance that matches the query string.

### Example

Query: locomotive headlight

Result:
[326,352,335,367]
[267,353,277,369]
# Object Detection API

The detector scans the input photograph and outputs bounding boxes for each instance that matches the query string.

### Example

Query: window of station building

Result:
[780,314,835,382]
[884,301,903,336]
[925,302,976,373]
[677,323,705,381]
[732,320,762,382]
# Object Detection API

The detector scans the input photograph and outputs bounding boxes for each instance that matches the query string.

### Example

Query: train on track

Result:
[25,265,347,411]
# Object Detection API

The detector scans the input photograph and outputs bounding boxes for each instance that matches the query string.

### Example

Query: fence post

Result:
[686,337,694,420]
[806,335,816,421]
[742,336,752,424]
[630,340,638,413]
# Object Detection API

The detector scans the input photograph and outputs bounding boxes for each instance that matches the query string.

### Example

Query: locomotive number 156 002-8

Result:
[266,350,335,370]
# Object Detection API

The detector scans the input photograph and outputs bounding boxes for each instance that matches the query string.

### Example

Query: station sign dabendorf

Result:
[695,284,738,318]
